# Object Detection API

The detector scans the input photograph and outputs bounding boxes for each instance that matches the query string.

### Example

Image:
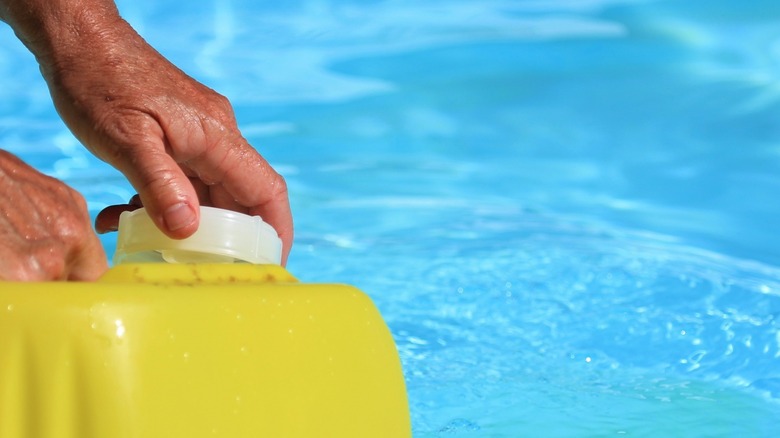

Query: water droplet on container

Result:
[115,319,126,338]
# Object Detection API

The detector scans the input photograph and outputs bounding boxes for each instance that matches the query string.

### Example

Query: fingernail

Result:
[164,202,196,232]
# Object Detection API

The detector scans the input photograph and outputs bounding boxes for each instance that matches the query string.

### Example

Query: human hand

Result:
[7,4,293,265]
[0,151,108,281]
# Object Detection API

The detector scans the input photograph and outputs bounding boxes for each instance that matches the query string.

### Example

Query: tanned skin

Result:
[0,0,293,279]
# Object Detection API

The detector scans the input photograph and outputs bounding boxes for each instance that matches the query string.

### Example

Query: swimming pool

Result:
[2,0,779,435]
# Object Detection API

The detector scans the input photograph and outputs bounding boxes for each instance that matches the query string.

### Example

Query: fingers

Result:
[112,141,201,240]
[63,185,109,280]
[67,232,109,281]
[97,183,292,266]
[95,202,142,234]
[186,140,293,265]
[0,151,109,281]
[248,187,293,266]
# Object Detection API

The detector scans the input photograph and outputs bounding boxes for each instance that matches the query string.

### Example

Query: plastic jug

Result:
[0,208,411,437]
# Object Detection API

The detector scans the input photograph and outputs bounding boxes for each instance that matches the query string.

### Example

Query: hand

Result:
[0,150,108,281]
[15,6,293,265]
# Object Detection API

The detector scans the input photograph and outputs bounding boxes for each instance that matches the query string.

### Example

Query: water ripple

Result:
[293,209,780,435]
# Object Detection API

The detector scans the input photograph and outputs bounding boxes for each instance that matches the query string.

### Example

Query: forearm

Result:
[0,0,294,259]
[0,0,122,68]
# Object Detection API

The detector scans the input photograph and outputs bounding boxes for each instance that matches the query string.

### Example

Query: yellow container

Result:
[0,264,410,437]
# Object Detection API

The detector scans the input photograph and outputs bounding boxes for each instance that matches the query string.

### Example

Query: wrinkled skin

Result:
[0,151,108,281]
[0,1,293,280]
[48,17,293,256]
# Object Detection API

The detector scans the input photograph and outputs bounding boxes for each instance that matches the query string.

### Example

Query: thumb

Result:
[116,146,200,239]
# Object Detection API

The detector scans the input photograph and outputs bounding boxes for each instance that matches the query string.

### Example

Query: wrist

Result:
[0,0,123,70]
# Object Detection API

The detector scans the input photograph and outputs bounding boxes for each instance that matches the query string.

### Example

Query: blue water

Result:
[2,0,780,435]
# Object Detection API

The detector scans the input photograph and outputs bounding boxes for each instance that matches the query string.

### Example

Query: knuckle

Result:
[70,188,90,213]
[44,192,93,251]
[270,171,289,197]
[31,246,68,280]
[96,111,161,164]
[210,92,234,116]
[138,164,180,194]
[200,93,237,132]
[52,215,88,244]
[103,110,150,140]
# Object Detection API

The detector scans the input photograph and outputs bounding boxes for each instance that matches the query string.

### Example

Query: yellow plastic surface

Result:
[0,264,410,437]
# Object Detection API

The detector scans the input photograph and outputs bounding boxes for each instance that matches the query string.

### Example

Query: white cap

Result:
[113,207,283,265]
